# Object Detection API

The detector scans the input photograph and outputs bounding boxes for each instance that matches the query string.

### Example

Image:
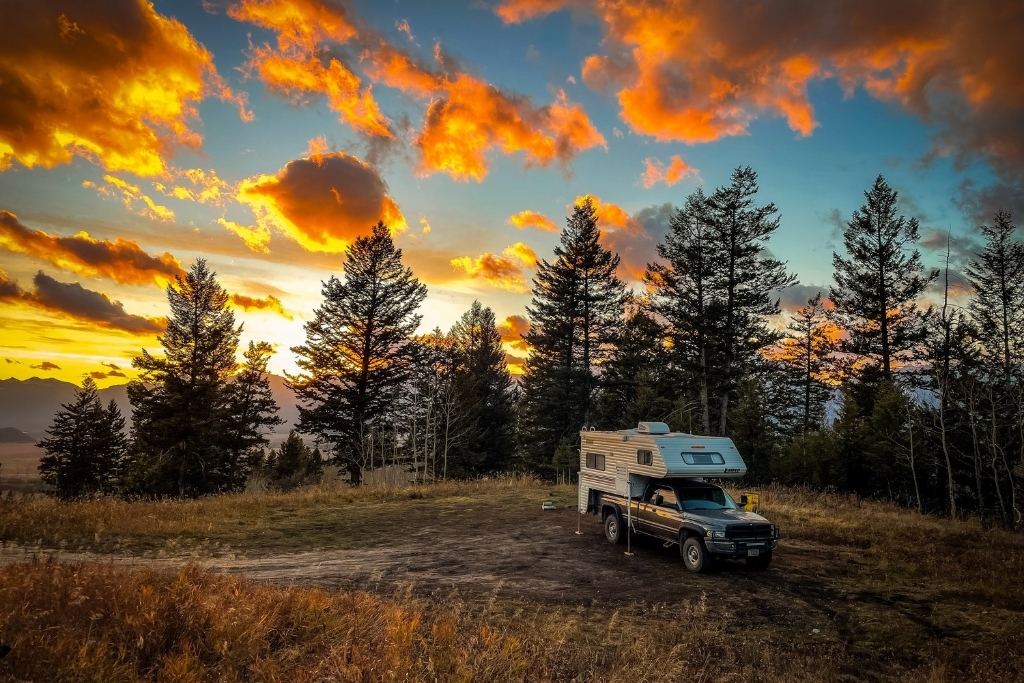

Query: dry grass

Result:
[0,474,562,555]
[3,559,1015,682]
[748,485,1024,607]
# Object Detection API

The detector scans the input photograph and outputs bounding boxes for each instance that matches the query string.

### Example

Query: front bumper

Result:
[706,538,778,558]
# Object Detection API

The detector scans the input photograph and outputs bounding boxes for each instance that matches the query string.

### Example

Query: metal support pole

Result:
[625,465,634,557]
[575,447,584,535]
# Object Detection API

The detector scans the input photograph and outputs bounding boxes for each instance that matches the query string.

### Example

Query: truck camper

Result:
[578,422,779,572]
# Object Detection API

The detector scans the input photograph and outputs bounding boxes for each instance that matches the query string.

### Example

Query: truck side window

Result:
[636,449,653,466]
[655,486,679,509]
[585,452,606,470]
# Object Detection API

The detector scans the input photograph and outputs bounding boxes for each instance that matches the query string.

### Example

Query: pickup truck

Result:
[598,478,779,572]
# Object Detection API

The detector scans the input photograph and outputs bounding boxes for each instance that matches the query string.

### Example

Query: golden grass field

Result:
[1,477,1022,681]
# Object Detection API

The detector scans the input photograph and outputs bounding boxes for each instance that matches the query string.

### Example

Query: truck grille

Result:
[725,523,772,540]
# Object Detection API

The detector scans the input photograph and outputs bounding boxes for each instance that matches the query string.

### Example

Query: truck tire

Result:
[604,511,625,545]
[746,552,773,570]
[681,536,713,573]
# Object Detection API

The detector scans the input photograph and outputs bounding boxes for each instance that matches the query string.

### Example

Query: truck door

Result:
[639,484,681,540]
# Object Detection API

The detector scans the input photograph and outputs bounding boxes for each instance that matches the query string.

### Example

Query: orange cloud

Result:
[498,314,531,352]
[417,82,605,182]
[0,270,165,335]
[229,293,292,319]
[83,175,176,222]
[495,0,578,24]
[450,242,539,292]
[0,0,249,177]
[0,210,184,286]
[503,1,1024,208]
[574,194,638,234]
[641,155,698,188]
[217,218,272,254]
[236,149,405,253]
[154,168,231,206]
[229,0,604,181]
[230,0,391,139]
[508,210,557,232]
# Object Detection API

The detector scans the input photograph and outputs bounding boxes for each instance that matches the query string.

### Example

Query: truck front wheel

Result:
[681,536,713,573]
[604,511,625,545]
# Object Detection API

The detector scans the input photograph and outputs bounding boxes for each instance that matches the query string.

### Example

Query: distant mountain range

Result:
[0,376,300,438]
[0,427,34,443]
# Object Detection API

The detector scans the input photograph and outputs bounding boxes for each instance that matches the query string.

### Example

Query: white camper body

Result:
[578,422,748,513]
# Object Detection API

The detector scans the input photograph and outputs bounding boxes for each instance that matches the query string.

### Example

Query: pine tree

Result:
[774,293,838,436]
[38,378,126,499]
[128,259,242,497]
[222,341,283,488]
[831,175,937,381]
[448,301,516,475]
[707,167,795,433]
[647,189,720,433]
[648,169,793,435]
[965,210,1024,377]
[518,198,626,473]
[266,431,323,488]
[594,304,673,429]
[290,222,427,485]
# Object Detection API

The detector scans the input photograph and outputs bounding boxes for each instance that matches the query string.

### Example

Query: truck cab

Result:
[599,478,779,572]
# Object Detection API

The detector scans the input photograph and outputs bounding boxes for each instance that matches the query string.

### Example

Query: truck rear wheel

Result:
[681,536,713,573]
[604,511,625,545]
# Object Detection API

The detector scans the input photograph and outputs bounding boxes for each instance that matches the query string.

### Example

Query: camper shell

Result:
[577,421,746,513]
[579,422,778,572]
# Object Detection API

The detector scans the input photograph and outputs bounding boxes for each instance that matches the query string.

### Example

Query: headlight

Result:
[711,530,727,539]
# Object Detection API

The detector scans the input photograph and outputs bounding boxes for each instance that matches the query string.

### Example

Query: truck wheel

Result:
[746,552,773,570]
[604,511,625,545]
[681,536,713,573]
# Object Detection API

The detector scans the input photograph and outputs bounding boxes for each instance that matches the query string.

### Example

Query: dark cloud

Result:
[31,272,165,334]
[778,283,828,313]
[236,150,405,253]
[89,369,126,379]
[0,210,184,286]
[919,228,981,268]
[31,361,61,371]
[0,269,164,335]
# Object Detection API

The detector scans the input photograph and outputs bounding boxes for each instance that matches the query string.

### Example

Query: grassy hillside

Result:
[1,478,1022,681]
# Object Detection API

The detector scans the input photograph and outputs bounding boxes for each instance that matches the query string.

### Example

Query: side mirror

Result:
[654,495,664,506]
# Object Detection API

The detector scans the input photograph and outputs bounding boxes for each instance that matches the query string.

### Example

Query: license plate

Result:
[747,549,760,557]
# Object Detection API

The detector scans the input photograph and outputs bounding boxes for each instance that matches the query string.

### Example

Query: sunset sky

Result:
[1,0,1021,385]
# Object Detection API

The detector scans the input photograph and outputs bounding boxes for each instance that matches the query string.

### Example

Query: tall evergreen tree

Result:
[290,222,426,485]
[707,166,795,433]
[649,169,792,435]
[647,189,721,434]
[831,175,937,381]
[128,260,243,497]
[222,341,283,488]
[448,301,516,475]
[518,198,626,473]
[965,210,1024,376]
[39,378,126,499]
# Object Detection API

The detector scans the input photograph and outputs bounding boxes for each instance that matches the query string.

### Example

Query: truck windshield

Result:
[679,487,737,511]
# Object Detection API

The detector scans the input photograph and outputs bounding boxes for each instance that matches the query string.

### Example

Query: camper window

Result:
[585,452,606,471]
[681,451,725,466]
[636,449,653,466]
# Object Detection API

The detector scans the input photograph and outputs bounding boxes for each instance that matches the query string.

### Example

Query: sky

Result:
[1,0,1021,386]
